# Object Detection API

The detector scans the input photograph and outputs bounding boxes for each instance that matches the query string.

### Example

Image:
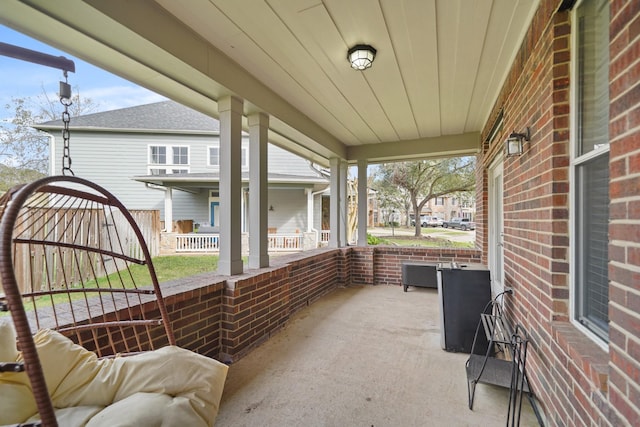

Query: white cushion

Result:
[0,318,18,361]
[1,329,228,426]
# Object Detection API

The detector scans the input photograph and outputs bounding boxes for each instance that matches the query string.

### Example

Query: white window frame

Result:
[569,0,610,350]
[207,145,220,167]
[147,144,190,175]
[207,143,249,168]
[149,146,166,165]
[172,146,189,165]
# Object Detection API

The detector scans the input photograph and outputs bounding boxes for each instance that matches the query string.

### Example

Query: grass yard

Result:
[152,255,219,282]
[368,226,475,248]
[1,255,220,315]
[378,236,474,248]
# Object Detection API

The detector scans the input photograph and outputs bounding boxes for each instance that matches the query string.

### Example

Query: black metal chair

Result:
[465,293,540,426]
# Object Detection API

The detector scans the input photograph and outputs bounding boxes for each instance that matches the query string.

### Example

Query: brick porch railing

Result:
[59,246,482,362]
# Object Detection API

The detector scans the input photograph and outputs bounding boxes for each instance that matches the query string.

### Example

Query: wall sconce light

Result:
[269,205,274,212]
[505,127,530,157]
[347,44,377,70]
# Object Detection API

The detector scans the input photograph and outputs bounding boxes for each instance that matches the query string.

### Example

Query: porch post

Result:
[329,157,341,247]
[340,160,348,245]
[218,96,244,275]
[357,159,368,246]
[164,186,173,232]
[248,112,269,269]
[306,189,314,233]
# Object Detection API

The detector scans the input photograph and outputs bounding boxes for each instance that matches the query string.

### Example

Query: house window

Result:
[572,0,609,342]
[435,197,444,206]
[150,146,166,164]
[241,147,248,168]
[148,145,189,174]
[173,146,188,165]
[208,146,220,166]
[208,144,249,168]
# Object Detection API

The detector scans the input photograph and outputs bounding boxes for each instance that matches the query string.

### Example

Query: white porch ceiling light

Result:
[347,44,376,70]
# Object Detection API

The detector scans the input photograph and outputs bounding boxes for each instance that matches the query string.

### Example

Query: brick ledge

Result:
[551,321,609,392]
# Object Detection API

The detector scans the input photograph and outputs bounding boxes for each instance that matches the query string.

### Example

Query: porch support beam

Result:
[248,112,270,269]
[357,159,368,246]
[164,186,173,232]
[340,160,348,246]
[218,96,244,275]
[329,157,342,248]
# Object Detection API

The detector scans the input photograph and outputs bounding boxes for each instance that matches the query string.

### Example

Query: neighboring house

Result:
[34,101,330,249]
[419,194,476,222]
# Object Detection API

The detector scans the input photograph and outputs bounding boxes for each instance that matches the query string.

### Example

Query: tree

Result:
[374,157,476,236]
[371,172,411,226]
[0,87,99,189]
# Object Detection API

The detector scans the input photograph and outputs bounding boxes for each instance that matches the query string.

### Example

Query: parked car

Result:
[426,217,443,227]
[442,217,476,230]
[411,215,429,227]
[410,216,443,227]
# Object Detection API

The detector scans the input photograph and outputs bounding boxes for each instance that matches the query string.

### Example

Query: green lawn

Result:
[152,255,219,282]
[1,255,220,315]
[378,237,474,248]
[369,226,475,248]
[81,255,220,290]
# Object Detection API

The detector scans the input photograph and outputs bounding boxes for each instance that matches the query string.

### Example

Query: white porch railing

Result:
[268,233,302,251]
[176,234,220,252]
[174,233,305,253]
[320,230,330,244]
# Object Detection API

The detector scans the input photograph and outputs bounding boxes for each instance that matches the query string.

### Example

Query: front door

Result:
[488,157,504,297]
[210,201,219,227]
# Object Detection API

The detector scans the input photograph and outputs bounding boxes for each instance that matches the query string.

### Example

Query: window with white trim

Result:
[208,145,220,166]
[572,0,610,342]
[208,144,249,168]
[148,145,189,174]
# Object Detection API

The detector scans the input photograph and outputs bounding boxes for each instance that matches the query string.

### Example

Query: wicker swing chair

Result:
[0,43,226,427]
[0,176,227,427]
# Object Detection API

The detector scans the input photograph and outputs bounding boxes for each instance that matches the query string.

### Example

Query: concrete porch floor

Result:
[215,285,541,426]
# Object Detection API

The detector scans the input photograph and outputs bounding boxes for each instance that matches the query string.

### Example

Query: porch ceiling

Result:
[1,0,539,166]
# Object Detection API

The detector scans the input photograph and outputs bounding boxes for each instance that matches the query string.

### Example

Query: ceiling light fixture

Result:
[347,44,376,70]
[505,127,530,157]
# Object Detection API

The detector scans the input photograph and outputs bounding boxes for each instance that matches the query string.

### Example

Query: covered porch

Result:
[3,0,640,425]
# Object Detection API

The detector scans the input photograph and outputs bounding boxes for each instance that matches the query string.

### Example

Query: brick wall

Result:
[219,250,342,362]
[478,0,640,425]
[608,0,640,424]
[66,278,226,359]
[163,280,225,358]
[367,246,482,286]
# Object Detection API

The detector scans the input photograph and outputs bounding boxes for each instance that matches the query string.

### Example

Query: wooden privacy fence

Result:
[8,207,159,294]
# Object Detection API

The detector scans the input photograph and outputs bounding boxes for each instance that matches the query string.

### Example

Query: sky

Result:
[0,25,166,120]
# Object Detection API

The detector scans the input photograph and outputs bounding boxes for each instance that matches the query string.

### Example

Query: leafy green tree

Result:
[1,88,99,190]
[374,157,476,236]
[371,173,410,227]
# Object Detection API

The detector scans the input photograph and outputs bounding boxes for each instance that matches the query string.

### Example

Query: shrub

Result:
[367,234,381,245]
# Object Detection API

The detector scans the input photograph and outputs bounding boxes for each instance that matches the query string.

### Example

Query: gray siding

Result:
[52,132,215,214]
[51,131,328,227]
[267,188,307,234]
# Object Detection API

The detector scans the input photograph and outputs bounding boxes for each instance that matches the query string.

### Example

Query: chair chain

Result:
[60,71,74,176]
